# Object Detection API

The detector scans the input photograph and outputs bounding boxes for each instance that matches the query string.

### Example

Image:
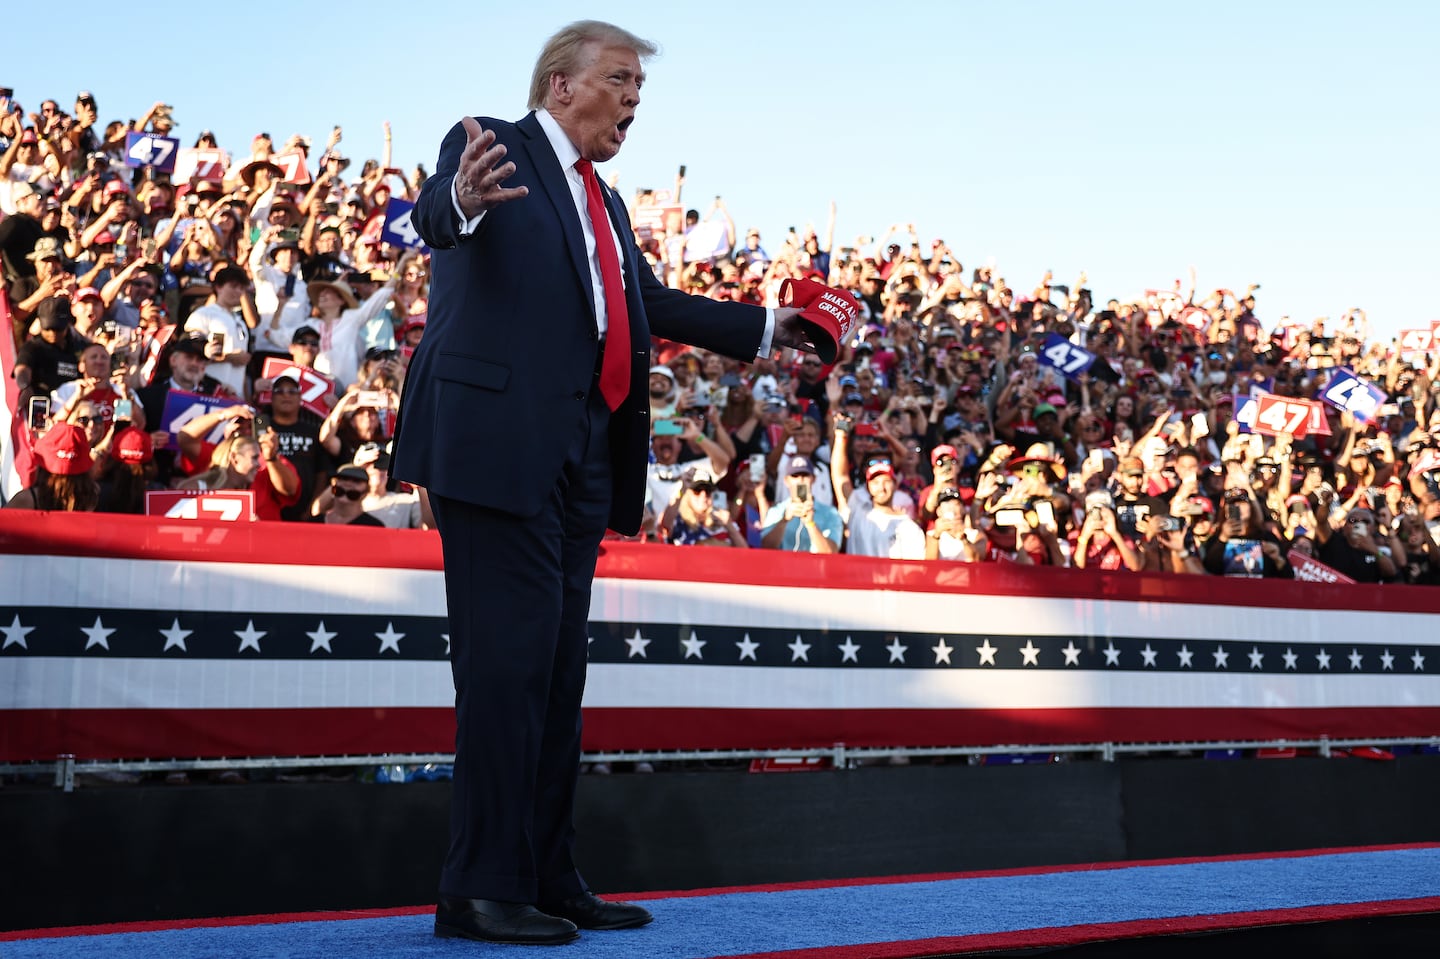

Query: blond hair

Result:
[528,20,657,110]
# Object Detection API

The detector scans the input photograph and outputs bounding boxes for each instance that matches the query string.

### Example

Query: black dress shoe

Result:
[539,891,653,930]
[434,897,579,944]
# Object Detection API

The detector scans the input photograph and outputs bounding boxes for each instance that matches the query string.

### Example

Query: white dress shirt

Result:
[451,109,773,354]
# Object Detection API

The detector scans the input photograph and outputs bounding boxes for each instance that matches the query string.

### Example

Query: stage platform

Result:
[4,751,1440,954]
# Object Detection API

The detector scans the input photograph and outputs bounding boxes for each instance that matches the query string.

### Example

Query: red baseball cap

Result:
[114,426,154,464]
[931,444,959,465]
[865,461,894,481]
[71,286,103,305]
[103,180,129,197]
[34,423,93,475]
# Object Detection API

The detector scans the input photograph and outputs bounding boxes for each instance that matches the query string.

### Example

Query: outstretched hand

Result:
[454,117,529,219]
[772,307,817,354]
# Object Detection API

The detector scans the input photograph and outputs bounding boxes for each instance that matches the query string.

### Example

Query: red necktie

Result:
[574,158,630,411]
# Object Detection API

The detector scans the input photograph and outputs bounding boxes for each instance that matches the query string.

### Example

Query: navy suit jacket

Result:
[390,112,766,535]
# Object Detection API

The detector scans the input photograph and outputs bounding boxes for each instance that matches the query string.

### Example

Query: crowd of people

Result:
[3,89,1439,583]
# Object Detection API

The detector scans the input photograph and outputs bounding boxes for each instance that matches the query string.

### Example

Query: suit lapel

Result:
[516,112,592,319]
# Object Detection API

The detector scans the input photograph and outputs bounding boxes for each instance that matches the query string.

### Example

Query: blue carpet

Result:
[7,846,1440,958]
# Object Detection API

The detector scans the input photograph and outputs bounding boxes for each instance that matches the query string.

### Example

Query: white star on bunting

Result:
[307,621,336,654]
[736,633,760,662]
[625,628,651,659]
[1283,648,1298,670]
[837,637,861,664]
[976,638,998,666]
[933,638,954,665]
[1380,649,1395,671]
[160,618,191,652]
[1212,646,1230,669]
[680,630,706,660]
[1,614,33,650]
[1248,647,1265,670]
[235,620,265,653]
[1177,645,1194,668]
[376,622,404,655]
[1316,648,1331,670]
[1348,649,1364,671]
[1103,642,1121,666]
[1061,641,1080,666]
[1140,644,1157,668]
[1413,650,1426,671]
[81,616,115,651]
[442,633,451,656]
[1020,640,1040,666]
[886,637,908,664]
[787,635,811,663]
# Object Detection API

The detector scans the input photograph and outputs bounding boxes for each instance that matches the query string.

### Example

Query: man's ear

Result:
[548,72,572,106]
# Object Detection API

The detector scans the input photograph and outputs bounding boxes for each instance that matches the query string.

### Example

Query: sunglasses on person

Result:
[295,338,321,348]
[689,484,715,496]
[330,484,366,500]
[272,385,300,395]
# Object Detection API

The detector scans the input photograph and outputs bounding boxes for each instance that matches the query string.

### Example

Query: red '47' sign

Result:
[257,358,334,417]
[1252,394,1317,439]
[145,490,256,522]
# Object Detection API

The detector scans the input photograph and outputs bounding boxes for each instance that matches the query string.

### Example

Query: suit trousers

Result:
[430,371,613,903]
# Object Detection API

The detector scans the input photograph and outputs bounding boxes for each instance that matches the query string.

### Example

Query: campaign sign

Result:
[145,490,255,522]
[380,199,428,251]
[1037,333,1096,380]
[1397,328,1434,354]
[1319,367,1386,423]
[1252,394,1315,439]
[1289,550,1355,585]
[173,147,229,182]
[124,132,180,173]
[257,358,333,417]
[270,150,311,185]
[1232,393,1258,434]
[161,389,233,443]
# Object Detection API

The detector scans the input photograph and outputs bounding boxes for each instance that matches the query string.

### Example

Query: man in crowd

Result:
[183,266,252,397]
[846,460,924,558]
[763,457,842,553]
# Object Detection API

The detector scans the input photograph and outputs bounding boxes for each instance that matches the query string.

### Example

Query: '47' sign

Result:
[124,132,180,173]
[145,490,255,522]
[1037,333,1095,380]
[1319,367,1386,423]
[381,198,428,251]
[1252,394,1320,439]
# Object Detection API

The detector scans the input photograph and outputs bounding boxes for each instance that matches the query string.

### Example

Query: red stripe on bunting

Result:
[3,510,1440,614]
[8,705,1440,761]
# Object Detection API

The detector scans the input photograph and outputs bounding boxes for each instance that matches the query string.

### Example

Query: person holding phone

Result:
[182,266,253,396]
[761,457,842,552]
[1202,486,1290,578]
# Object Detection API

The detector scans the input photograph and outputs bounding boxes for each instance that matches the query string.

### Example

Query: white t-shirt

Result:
[847,506,925,559]
[184,303,250,396]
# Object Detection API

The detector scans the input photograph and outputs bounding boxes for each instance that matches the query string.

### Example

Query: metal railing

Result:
[5,735,1438,792]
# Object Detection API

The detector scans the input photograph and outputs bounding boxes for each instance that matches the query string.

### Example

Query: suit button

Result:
[574,391,585,400]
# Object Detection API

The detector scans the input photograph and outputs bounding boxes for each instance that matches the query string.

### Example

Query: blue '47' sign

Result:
[1319,368,1386,423]
[381,199,429,251]
[124,132,180,173]
[1037,333,1095,380]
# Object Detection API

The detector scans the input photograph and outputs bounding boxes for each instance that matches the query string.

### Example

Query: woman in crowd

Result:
[4,424,98,512]
[305,276,396,388]
[320,388,395,464]
[661,469,747,547]
[95,425,156,513]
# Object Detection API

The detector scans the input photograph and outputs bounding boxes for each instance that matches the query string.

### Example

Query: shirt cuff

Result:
[756,308,776,358]
[451,177,485,236]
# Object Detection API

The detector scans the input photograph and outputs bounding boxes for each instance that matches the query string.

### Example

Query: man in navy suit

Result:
[391,19,814,946]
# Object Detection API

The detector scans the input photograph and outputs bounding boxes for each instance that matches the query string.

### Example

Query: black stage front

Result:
[4,754,1439,935]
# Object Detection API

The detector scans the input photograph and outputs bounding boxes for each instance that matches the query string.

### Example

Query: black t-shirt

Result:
[0,212,44,283]
[1318,534,1387,584]
[15,332,88,395]
[269,413,324,521]
[1114,492,1168,539]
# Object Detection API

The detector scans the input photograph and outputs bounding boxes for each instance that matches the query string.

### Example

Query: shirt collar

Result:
[535,108,581,174]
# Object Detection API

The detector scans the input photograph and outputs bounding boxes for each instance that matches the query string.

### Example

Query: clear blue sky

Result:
[9,1,1438,339]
